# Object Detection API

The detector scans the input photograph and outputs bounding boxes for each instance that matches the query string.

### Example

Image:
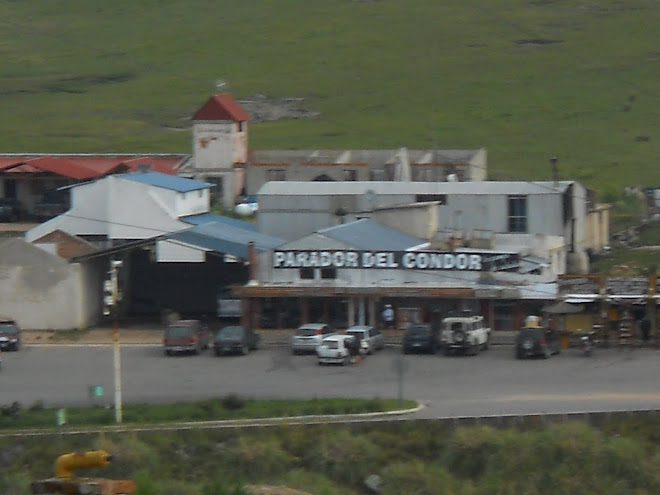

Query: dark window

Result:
[300,267,314,279]
[267,169,286,181]
[343,169,358,181]
[416,194,446,203]
[320,267,336,279]
[508,195,527,233]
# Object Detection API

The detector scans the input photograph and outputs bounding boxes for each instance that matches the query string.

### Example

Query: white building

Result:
[26,171,215,263]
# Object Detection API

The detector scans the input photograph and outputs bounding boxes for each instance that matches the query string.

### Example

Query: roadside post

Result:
[104,259,124,424]
[56,408,66,450]
[392,354,409,406]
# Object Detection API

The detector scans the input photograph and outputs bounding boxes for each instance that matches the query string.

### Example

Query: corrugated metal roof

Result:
[249,149,481,165]
[192,93,250,122]
[0,154,186,176]
[122,172,213,192]
[167,221,285,258]
[181,213,258,231]
[24,156,100,180]
[258,180,573,196]
[318,219,425,251]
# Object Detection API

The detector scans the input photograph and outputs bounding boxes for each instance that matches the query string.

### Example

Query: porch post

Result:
[369,298,377,327]
[358,297,366,325]
[348,298,355,327]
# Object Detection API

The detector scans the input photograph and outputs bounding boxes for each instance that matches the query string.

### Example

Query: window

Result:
[267,169,286,181]
[320,268,337,279]
[343,169,358,181]
[300,267,314,279]
[412,167,433,181]
[508,195,527,233]
[416,194,446,203]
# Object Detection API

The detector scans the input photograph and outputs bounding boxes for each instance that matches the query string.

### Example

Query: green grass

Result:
[0,0,658,194]
[0,396,415,431]
[2,418,660,495]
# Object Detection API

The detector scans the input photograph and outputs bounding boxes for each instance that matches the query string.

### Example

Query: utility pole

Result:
[104,259,124,423]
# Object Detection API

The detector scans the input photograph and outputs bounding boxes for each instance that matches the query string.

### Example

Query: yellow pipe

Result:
[54,450,113,479]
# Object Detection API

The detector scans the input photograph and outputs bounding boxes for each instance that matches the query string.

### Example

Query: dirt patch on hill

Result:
[238,94,320,123]
[246,486,314,495]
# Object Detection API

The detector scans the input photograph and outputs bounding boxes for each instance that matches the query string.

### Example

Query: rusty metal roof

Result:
[192,93,249,122]
[0,154,186,177]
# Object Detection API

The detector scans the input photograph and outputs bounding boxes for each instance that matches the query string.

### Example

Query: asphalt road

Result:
[1,344,659,418]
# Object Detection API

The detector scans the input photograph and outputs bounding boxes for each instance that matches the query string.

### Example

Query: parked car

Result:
[402,324,439,354]
[213,325,260,356]
[33,189,70,221]
[440,310,490,356]
[345,325,385,355]
[291,323,336,354]
[163,319,210,355]
[0,318,21,351]
[515,319,561,359]
[0,198,21,222]
[317,334,357,366]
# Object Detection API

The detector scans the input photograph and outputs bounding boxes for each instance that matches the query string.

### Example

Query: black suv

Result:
[213,325,260,356]
[515,326,561,359]
[402,324,439,354]
[0,198,21,222]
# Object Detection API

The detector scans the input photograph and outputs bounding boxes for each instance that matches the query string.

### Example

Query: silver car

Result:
[291,323,335,354]
[345,325,385,355]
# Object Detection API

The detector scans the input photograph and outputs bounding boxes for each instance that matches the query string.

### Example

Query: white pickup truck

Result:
[440,310,490,356]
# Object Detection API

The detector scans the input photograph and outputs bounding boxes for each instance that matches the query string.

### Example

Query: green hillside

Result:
[1,0,658,193]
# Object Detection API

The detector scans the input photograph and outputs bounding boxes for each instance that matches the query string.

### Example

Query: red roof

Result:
[192,93,249,122]
[25,156,101,180]
[0,155,186,179]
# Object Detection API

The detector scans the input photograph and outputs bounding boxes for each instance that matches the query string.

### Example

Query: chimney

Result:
[550,156,558,187]
[248,241,258,284]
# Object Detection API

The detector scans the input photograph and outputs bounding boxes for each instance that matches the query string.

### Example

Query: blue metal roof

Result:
[122,172,212,193]
[181,213,257,231]
[167,221,285,259]
[318,218,425,251]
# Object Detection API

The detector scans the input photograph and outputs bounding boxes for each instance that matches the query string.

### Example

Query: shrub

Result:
[222,394,246,411]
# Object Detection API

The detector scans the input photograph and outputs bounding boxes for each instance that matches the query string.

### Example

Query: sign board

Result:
[272,250,519,272]
[558,277,601,296]
[606,277,648,296]
[89,385,104,398]
[56,408,66,426]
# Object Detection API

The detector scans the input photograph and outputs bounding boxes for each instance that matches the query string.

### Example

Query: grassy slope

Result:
[1,0,659,194]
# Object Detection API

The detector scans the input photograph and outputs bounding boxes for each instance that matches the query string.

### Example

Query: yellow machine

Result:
[31,450,136,495]
[55,450,113,479]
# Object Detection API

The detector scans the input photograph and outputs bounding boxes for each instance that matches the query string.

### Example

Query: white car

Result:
[345,325,385,355]
[316,335,356,366]
[291,323,336,354]
[440,310,490,356]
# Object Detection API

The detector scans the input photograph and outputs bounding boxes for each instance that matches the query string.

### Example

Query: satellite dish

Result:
[234,203,254,216]
[215,79,228,91]
[361,189,377,212]
[447,174,458,182]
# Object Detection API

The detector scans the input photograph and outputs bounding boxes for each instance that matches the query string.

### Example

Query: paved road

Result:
[1,344,659,418]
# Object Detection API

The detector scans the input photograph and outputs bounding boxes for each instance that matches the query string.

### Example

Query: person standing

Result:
[382,304,395,329]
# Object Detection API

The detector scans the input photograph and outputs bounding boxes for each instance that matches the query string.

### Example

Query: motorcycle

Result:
[580,331,596,357]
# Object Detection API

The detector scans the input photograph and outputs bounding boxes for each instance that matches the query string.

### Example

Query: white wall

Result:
[0,239,100,329]
[26,175,205,243]
[157,240,206,263]
[193,122,236,169]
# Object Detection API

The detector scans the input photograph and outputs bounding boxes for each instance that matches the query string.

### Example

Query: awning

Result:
[562,294,599,303]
